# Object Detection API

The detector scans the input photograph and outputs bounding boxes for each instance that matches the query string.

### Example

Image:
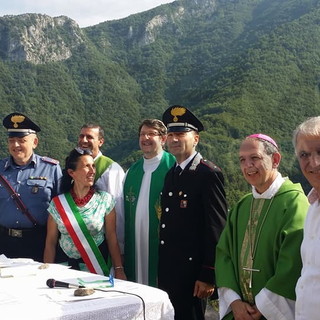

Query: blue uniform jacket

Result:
[0,153,62,228]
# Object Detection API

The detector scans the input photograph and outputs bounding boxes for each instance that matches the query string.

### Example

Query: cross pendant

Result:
[243,267,260,289]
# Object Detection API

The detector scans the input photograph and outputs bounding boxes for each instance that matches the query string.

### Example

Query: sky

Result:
[0,0,175,28]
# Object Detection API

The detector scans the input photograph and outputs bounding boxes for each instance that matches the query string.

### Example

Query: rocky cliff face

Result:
[0,0,218,62]
[128,0,218,46]
[0,14,86,64]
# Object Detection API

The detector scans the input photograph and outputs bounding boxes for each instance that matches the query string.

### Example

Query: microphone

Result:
[46,278,84,289]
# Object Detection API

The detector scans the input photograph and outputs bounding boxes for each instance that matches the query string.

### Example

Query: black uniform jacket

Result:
[158,153,227,292]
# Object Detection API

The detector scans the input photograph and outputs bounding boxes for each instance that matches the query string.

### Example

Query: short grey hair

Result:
[293,116,320,153]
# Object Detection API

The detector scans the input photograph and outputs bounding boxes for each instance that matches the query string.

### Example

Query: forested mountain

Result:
[0,0,319,204]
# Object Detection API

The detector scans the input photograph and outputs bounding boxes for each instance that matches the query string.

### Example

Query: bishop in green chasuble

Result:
[215,133,309,320]
[216,179,308,319]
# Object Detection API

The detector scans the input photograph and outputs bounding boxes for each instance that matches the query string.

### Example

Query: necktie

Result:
[174,165,182,184]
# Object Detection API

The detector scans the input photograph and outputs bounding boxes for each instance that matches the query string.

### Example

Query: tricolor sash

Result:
[53,193,109,275]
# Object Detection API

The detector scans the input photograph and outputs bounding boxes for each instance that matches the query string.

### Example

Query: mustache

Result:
[310,167,320,173]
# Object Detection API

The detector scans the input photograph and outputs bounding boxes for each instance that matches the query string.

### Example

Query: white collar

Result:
[94,151,102,161]
[308,188,320,205]
[252,172,286,199]
[177,152,198,170]
[143,151,163,165]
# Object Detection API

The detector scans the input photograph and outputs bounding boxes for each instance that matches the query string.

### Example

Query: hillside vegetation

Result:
[0,0,318,205]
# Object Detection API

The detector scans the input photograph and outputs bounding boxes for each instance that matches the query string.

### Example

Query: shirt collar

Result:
[176,151,198,170]
[143,150,163,164]
[94,151,102,161]
[308,188,319,205]
[5,153,36,170]
[252,172,286,199]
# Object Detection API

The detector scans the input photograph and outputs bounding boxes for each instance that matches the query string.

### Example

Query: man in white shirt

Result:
[293,116,320,320]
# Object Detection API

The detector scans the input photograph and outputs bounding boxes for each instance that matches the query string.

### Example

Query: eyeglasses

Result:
[139,132,161,138]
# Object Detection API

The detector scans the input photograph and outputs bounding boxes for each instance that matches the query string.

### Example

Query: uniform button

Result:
[169,192,173,196]
[165,208,169,212]
[160,240,164,245]
[161,224,165,228]
[18,181,21,184]
[184,194,187,197]
[160,192,162,195]
[189,257,193,261]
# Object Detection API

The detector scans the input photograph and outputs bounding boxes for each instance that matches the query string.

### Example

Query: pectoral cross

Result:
[242,267,260,289]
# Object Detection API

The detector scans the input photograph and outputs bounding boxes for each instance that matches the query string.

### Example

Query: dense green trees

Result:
[0,0,319,205]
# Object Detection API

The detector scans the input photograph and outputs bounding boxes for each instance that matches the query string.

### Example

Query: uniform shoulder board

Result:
[41,156,59,165]
[201,159,221,171]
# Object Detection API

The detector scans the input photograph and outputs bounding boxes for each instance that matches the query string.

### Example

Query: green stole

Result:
[124,151,175,287]
[239,198,273,305]
[94,155,114,182]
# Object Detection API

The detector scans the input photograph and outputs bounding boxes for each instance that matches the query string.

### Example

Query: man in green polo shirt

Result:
[124,119,175,287]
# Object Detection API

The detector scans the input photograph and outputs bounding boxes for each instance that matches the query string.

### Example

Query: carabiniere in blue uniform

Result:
[0,112,62,262]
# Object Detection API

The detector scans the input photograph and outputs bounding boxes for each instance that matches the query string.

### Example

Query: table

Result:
[0,261,174,320]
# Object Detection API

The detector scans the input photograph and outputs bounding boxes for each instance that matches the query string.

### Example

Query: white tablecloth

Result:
[0,262,174,320]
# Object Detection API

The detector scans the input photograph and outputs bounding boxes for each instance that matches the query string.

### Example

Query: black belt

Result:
[0,225,45,238]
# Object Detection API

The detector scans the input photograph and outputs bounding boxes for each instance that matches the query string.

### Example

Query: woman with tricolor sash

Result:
[44,148,126,280]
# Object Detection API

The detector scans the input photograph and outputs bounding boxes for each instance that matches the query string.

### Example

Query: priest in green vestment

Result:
[216,133,309,320]
[124,119,175,287]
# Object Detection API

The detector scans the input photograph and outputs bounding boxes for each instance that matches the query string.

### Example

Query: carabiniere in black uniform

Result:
[158,105,227,320]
